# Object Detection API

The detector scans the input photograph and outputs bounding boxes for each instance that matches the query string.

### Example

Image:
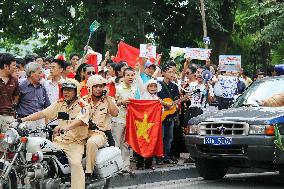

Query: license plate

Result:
[204,136,232,145]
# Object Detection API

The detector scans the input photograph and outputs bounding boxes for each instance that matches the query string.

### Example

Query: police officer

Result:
[21,79,89,189]
[85,75,119,176]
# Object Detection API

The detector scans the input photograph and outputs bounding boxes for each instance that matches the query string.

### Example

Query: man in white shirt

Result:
[44,59,65,132]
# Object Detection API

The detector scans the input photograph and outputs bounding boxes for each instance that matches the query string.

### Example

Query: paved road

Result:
[111,172,283,189]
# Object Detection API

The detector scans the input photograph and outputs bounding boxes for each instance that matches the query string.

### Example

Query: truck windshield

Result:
[234,77,284,107]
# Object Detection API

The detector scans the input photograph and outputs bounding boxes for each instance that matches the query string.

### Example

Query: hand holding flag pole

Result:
[82,20,101,58]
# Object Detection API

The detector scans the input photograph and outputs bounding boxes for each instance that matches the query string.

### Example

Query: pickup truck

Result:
[184,76,284,180]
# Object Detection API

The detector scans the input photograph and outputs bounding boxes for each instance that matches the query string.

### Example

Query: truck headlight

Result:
[249,125,274,135]
[187,125,199,135]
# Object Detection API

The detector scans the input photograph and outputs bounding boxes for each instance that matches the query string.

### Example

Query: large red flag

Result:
[112,41,159,68]
[125,99,163,158]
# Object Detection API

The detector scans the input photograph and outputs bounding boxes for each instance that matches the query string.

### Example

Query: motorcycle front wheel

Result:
[0,163,18,189]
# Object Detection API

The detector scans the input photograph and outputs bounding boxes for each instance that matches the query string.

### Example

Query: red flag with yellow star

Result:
[125,99,163,158]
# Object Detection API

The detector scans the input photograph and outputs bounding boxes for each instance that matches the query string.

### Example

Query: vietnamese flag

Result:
[125,99,163,158]
[112,41,160,68]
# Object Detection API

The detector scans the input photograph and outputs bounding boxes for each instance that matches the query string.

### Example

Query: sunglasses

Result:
[185,72,190,75]
[87,71,96,75]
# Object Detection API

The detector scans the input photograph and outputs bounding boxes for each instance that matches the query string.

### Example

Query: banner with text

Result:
[184,48,211,60]
[218,76,238,99]
[219,55,241,72]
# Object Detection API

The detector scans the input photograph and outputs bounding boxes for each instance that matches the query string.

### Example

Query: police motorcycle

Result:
[0,118,123,189]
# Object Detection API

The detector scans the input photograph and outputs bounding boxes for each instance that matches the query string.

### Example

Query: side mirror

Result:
[57,112,70,120]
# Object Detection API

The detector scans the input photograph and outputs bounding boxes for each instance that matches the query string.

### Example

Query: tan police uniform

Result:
[85,97,115,174]
[42,98,89,189]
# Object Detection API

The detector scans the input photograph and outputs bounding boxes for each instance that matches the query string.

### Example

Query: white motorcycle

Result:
[0,122,123,189]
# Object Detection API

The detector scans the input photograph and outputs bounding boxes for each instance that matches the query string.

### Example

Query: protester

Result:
[135,63,162,169]
[0,53,20,133]
[85,75,119,176]
[17,62,51,135]
[113,67,136,173]
[21,79,89,189]
[157,63,180,164]
[70,53,80,71]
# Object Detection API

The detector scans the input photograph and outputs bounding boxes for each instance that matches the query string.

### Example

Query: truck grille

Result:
[199,121,249,136]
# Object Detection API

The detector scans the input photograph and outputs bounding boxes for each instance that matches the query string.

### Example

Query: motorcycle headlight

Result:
[3,128,19,145]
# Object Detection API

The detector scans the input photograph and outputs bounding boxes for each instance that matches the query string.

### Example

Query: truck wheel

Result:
[0,163,17,189]
[195,158,228,180]
[278,165,284,181]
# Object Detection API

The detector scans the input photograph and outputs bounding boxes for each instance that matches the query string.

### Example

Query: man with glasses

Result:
[80,65,96,97]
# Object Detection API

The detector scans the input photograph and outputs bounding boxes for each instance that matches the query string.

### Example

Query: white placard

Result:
[184,48,211,60]
[219,55,241,72]
[139,44,156,58]
[218,76,238,99]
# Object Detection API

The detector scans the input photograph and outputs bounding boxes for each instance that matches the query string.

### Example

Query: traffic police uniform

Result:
[42,83,89,189]
[85,75,117,174]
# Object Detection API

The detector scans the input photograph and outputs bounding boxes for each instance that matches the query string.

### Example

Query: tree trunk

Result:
[210,0,235,63]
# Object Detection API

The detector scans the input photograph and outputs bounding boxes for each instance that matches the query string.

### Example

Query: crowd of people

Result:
[0,51,271,189]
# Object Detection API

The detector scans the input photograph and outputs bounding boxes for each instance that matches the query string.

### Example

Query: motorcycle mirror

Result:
[57,112,70,120]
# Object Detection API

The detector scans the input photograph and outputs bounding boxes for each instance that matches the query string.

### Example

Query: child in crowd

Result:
[135,63,162,170]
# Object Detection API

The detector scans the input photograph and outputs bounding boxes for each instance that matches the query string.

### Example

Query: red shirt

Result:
[0,76,20,115]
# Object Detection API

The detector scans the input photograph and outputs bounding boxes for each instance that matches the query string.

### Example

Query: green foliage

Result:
[0,0,283,75]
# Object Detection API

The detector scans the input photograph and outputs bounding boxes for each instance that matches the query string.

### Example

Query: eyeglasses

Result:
[185,72,190,75]
[87,71,96,75]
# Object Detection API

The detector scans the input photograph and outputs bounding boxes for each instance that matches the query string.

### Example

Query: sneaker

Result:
[170,156,178,163]
[163,159,177,164]
[156,158,164,165]
[145,166,155,170]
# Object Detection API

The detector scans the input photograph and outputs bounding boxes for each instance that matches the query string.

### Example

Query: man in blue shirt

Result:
[17,62,50,135]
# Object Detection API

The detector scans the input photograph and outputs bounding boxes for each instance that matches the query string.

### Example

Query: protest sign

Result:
[184,48,211,60]
[219,55,241,72]
[218,75,238,99]
[139,44,156,58]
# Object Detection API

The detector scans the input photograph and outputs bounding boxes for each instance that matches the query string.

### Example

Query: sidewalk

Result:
[109,153,198,188]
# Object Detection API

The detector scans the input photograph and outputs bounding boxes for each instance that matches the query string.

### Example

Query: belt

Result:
[17,114,28,118]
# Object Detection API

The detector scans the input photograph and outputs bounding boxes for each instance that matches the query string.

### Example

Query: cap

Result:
[144,61,156,68]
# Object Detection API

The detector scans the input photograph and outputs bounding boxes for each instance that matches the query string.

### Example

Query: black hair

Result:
[45,56,54,63]
[75,63,88,82]
[70,53,80,60]
[0,53,16,69]
[115,76,123,84]
[161,63,171,72]
[189,66,197,74]
[64,62,72,70]
[108,62,116,69]
[35,56,43,60]
[168,60,176,67]
[52,59,66,69]
[115,62,127,76]
[24,55,35,64]
[15,58,26,68]
[123,67,133,76]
